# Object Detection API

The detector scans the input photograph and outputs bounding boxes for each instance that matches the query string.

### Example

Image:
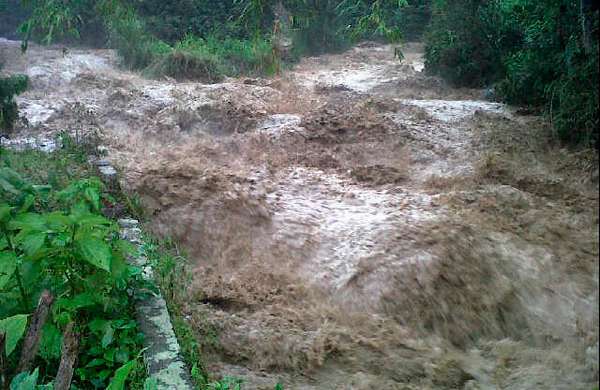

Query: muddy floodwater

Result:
[2,38,598,389]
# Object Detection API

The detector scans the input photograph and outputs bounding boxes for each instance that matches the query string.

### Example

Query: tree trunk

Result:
[17,290,54,373]
[54,322,79,390]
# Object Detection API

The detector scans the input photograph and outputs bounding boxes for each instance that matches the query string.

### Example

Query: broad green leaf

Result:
[110,253,128,279]
[115,349,129,363]
[55,292,97,312]
[19,194,35,213]
[88,318,110,334]
[76,235,112,272]
[98,369,113,381]
[0,251,17,289]
[0,314,28,356]
[103,348,115,362]
[0,236,8,251]
[107,360,136,390]
[18,258,43,287]
[0,168,28,195]
[8,213,46,231]
[45,212,70,230]
[39,323,62,361]
[49,232,70,248]
[31,185,51,193]
[102,325,114,348]
[0,205,12,222]
[84,187,101,211]
[9,367,39,390]
[0,177,19,195]
[74,214,111,228]
[17,232,46,257]
[115,240,135,256]
[113,320,136,330]
[85,358,106,368]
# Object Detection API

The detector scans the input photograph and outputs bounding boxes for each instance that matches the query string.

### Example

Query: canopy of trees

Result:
[425,0,598,144]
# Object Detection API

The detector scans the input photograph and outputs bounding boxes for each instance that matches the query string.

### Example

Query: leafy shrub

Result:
[129,0,241,43]
[0,71,28,136]
[199,35,276,76]
[145,34,277,79]
[424,0,512,86]
[18,0,108,47]
[146,47,224,81]
[0,149,147,388]
[101,0,172,69]
[286,0,351,56]
[424,0,599,145]
[397,0,431,40]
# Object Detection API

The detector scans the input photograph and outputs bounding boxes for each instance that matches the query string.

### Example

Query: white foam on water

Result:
[400,99,507,122]
[267,167,441,290]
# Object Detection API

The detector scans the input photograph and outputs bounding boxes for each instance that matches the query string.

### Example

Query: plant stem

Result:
[14,266,29,311]
[3,232,29,310]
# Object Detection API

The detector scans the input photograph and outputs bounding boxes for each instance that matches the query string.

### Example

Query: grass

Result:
[139,236,248,389]
[145,47,224,82]
[0,136,91,192]
[143,34,279,81]
[108,9,279,81]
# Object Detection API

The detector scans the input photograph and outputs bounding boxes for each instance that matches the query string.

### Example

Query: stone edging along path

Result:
[94,158,195,389]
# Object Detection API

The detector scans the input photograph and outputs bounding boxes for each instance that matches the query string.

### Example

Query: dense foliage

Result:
[10,0,416,78]
[0,69,28,136]
[5,0,598,145]
[425,0,599,144]
[0,144,148,389]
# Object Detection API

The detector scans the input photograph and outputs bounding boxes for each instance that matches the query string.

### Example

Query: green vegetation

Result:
[0,70,28,137]
[0,141,149,389]
[6,0,598,144]
[425,0,599,145]
[11,0,413,80]
[0,140,283,389]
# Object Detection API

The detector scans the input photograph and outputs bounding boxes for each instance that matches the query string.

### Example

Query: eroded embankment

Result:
[2,38,598,389]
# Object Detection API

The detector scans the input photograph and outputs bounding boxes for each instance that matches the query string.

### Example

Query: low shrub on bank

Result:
[145,47,224,82]
[0,70,28,136]
[0,141,149,389]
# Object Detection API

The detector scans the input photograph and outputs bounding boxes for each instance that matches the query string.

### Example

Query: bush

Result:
[0,71,28,136]
[287,0,351,56]
[146,48,224,82]
[397,0,431,40]
[102,1,171,69]
[145,34,277,79]
[0,145,149,388]
[424,0,599,145]
[199,35,276,76]
[424,0,512,86]
[127,0,241,43]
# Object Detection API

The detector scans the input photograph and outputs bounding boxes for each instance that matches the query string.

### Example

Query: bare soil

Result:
[2,38,598,389]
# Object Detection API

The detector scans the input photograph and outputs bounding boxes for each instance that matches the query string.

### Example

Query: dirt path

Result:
[2,38,598,389]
